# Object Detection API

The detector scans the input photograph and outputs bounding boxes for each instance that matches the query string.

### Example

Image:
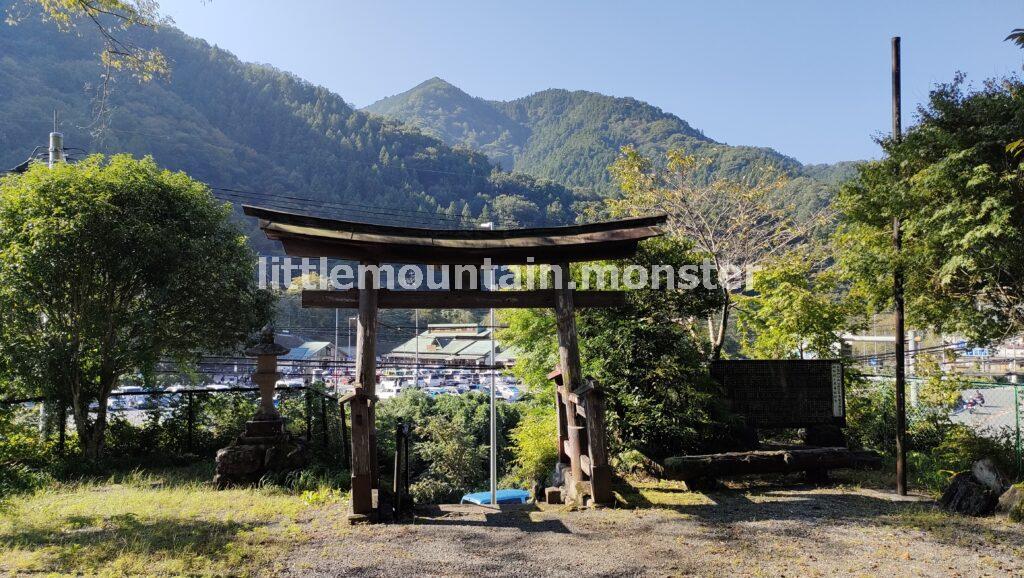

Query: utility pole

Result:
[892,36,908,496]
[48,111,64,168]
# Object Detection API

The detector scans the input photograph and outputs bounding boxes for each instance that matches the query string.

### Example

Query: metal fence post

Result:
[305,388,313,441]
[186,392,195,454]
[340,401,350,469]
[393,420,402,513]
[320,393,328,449]
[404,421,411,507]
[1015,384,1021,480]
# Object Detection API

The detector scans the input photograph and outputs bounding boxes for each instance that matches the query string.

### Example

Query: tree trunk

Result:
[710,291,731,360]
[69,380,113,461]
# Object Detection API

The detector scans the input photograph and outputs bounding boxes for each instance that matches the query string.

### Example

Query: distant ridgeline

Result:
[365,77,861,221]
[0,5,579,254]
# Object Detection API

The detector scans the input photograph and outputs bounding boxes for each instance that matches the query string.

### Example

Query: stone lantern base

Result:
[214,417,309,489]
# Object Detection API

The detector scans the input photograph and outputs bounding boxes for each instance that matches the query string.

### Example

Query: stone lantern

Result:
[214,325,308,488]
[243,325,290,436]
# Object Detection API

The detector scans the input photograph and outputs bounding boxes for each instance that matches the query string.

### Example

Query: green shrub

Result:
[846,376,1018,495]
[375,390,522,504]
[508,404,558,487]
[0,406,56,498]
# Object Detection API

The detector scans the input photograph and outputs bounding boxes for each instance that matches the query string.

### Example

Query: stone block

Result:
[971,458,1009,495]
[940,471,998,516]
[245,418,285,438]
[545,486,562,504]
[996,484,1024,517]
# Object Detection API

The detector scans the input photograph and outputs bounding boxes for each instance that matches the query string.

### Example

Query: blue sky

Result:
[160,0,1024,165]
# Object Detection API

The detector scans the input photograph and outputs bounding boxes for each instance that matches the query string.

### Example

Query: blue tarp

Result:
[460,489,531,505]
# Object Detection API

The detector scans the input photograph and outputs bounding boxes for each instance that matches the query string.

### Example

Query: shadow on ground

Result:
[1,512,263,572]
[413,504,571,533]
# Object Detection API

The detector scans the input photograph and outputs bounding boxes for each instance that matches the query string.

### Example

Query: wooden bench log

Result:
[663,447,882,481]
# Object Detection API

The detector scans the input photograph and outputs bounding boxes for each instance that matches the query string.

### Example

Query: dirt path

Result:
[280,486,1024,577]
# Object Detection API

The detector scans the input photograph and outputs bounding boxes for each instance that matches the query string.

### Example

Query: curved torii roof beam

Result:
[242,205,666,265]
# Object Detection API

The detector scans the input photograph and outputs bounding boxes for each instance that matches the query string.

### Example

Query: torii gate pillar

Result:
[553,263,612,506]
[349,264,378,521]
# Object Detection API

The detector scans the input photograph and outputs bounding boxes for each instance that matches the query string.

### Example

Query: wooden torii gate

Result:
[244,205,665,520]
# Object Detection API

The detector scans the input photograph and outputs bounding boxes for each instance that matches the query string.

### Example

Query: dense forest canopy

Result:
[0,5,578,246]
[364,77,860,210]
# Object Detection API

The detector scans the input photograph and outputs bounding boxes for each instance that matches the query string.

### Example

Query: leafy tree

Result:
[736,250,865,359]
[610,146,829,359]
[836,76,1024,341]
[507,405,559,487]
[490,194,541,228]
[500,237,741,462]
[1007,28,1024,49]
[6,0,167,79]
[0,155,272,458]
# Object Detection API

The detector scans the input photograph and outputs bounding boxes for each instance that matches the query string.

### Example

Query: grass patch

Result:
[0,463,345,576]
[613,479,714,510]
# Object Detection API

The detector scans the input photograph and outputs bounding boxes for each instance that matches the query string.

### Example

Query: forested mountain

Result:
[365,78,859,213]
[0,7,578,244]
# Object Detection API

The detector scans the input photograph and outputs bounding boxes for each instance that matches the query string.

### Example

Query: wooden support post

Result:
[349,388,374,517]
[350,263,379,519]
[553,263,584,492]
[582,384,612,505]
[555,388,568,465]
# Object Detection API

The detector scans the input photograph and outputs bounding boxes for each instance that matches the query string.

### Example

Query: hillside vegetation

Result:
[0,9,576,236]
[366,77,859,212]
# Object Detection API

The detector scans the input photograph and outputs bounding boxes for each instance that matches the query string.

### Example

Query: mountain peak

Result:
[413,76,460,91]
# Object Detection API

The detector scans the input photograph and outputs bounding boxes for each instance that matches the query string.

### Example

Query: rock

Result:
[263,445,294,472]
[545,486,563,504]
[940,472,998,516]
[215,445,262,476]
[531,481,544,502]
[551,462,567,487]
[215,431,308,487]
[996,484,1024,517]
[971,458,1009,495]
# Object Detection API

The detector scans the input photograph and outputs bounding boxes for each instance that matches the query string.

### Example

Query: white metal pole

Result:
[479,221,497,506]
[415,309,420,383]
[489,305,497,506]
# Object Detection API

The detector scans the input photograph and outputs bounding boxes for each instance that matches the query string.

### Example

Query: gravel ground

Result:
[279,485,1024,577]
